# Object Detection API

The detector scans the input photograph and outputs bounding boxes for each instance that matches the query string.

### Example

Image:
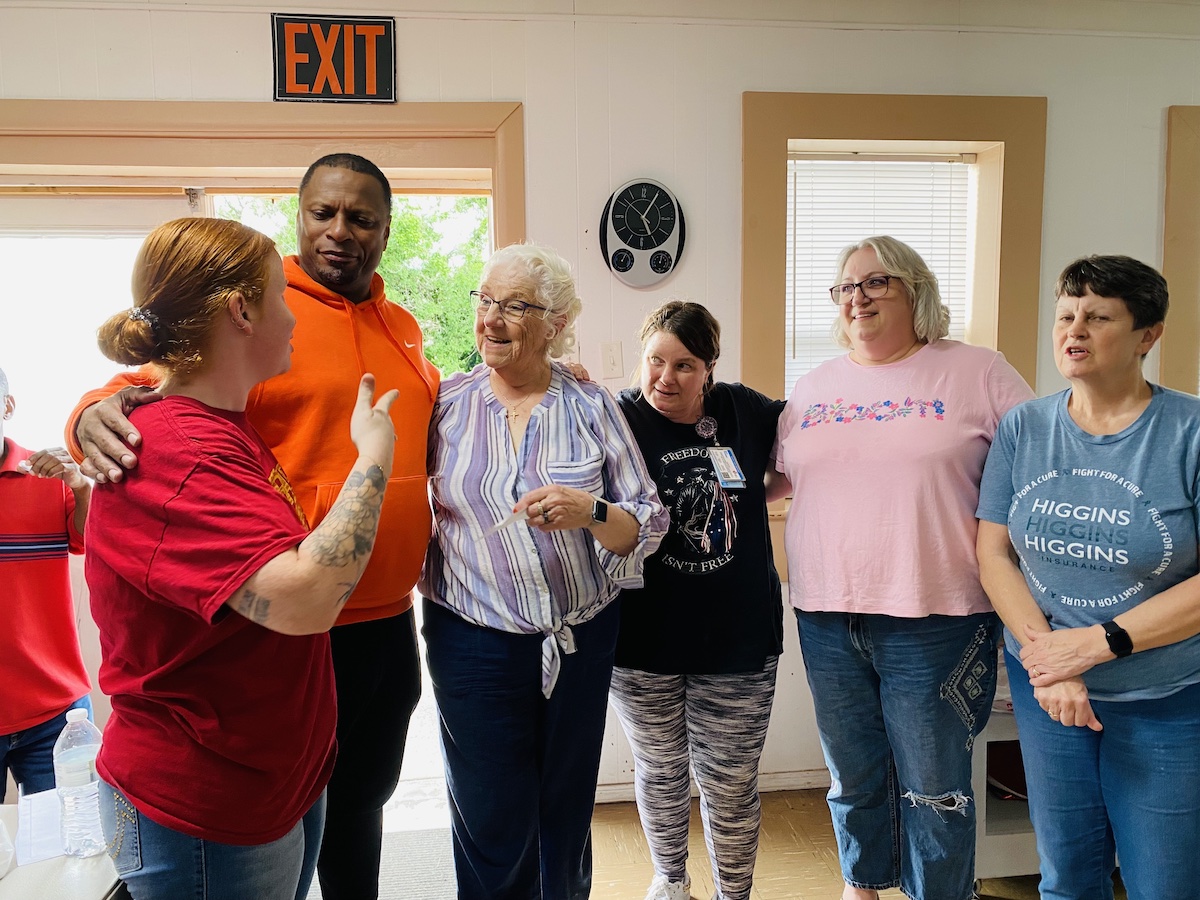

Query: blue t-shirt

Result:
[977,385,1200,701]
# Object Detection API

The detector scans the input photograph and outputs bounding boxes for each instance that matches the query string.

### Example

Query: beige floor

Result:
[591,789,1127,900]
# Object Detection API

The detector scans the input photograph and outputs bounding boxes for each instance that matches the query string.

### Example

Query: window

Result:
[0,194,197,448]
[785,157,973,395]
[740,92,1047,404]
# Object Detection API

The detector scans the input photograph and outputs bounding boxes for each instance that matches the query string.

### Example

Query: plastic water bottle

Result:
[52,709,105,858]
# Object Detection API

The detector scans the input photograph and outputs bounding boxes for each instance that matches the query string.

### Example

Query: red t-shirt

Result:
[0,438,90,734]
[85,397,335,844]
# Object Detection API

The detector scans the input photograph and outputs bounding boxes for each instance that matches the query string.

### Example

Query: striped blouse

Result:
[420,364,667,695]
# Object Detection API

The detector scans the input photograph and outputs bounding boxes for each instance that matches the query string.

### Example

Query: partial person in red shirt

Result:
[68,155,438,900]
[84,217,399,900]
[0,366,93,801]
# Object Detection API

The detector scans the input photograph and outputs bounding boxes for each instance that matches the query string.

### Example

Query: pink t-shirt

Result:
[775,340,1034,617]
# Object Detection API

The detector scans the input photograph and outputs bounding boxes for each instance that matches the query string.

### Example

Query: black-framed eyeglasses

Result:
[829,275,895,304]
[471,291,548,323]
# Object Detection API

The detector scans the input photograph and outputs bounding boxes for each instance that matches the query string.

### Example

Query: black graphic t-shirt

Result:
[615,383,785,674]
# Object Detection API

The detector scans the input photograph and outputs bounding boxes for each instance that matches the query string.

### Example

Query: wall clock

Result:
[600,178,685,288]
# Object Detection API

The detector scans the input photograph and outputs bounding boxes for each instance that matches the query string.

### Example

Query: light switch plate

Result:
[600,341,623,378]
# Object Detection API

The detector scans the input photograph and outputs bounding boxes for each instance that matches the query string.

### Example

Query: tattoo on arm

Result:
[308,465,387,571]
[335,579,360,608]
[232,587,272,625]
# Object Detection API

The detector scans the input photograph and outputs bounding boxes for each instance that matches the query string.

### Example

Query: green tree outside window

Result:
[216,194,489,375]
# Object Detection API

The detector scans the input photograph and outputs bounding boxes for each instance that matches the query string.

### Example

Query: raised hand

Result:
[349,374,399,470]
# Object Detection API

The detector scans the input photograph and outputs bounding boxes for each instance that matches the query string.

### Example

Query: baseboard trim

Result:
[595,768,832,804]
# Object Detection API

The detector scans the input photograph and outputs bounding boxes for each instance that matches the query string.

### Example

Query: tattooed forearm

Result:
[308,465,387,570]
[232,587,272,625]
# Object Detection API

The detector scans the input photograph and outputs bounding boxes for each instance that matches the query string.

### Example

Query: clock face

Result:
[600,178,685,289]
[611,183,677,251]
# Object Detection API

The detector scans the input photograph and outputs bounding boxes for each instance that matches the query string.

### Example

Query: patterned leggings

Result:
[608,658,779,900]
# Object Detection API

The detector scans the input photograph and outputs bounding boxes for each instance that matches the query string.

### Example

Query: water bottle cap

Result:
[66,709,88,723]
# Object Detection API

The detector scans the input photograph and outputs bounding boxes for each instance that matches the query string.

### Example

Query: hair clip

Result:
[128,307,161,329]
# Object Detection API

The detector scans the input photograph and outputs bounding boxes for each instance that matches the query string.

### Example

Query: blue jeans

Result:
[424,597,620,900]
[99,780,325,900]
[1006,649,1200,900]
[795,610,998,900]
[0,694,92,801]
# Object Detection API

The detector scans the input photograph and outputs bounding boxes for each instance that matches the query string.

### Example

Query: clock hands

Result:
[636,203,653,235]
[635,191,662,235]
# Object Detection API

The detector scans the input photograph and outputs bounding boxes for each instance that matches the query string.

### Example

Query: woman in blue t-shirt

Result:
[976,255,1200,900]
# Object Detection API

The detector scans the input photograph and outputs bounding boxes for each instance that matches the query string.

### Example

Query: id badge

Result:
[708,446,747,489]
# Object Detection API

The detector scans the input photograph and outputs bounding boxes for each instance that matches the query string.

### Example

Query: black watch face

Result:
[649,250,673,274]
[611,182,677,250]
[611,248,635,272]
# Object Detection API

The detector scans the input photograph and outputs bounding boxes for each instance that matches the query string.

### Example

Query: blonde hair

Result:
[830,235,950,349]
[96,218,277,378]
[481,243,582,359]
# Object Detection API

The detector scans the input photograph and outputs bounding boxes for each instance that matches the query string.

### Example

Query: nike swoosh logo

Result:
[404,341,416,348]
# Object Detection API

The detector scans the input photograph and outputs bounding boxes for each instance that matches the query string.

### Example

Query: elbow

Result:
[260,603,340,636]
[272,619,335,637]
[611,537,638,557]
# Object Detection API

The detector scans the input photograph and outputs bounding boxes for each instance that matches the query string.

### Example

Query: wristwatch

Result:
[1101,620,1133,658]
[591,498,608,524]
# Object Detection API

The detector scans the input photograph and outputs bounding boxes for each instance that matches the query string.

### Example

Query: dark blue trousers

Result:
[423,597,620,900]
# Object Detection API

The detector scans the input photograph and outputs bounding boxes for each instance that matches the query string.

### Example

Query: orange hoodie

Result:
[67,256,440,625]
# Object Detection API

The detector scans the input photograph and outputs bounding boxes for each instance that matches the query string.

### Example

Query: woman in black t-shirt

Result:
[610,300,790,900]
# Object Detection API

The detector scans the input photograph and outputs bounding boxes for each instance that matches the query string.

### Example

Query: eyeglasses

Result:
[829,275,895,304]
[471,291,548,323]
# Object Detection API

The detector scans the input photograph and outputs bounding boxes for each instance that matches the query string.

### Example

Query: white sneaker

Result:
[645,872,692,900]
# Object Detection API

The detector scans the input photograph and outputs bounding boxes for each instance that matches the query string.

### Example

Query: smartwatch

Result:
[1101,620,1133,658]
[590,498,608,524]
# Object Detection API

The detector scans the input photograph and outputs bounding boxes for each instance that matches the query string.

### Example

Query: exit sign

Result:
[272,14,395,103]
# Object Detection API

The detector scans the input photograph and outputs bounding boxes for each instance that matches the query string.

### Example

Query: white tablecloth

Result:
[0,805,121,900]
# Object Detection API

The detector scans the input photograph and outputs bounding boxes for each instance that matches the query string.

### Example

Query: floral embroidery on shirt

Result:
[798,398,945,428]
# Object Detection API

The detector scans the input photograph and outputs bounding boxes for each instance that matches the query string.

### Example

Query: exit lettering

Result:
[273,15,395,103]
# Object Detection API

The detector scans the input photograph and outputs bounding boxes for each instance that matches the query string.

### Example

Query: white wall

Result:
[5,0,1200,791]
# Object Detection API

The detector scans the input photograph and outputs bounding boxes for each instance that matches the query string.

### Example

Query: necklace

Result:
[491,372,547,422]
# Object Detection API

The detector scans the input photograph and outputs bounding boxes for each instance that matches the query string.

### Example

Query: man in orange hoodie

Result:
[68,154,440,900]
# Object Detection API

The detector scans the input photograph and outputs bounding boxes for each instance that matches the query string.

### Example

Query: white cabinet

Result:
[973,711,1040,880]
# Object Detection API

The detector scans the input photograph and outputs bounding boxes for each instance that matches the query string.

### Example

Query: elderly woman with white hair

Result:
[774,235,1033,900]
[420,243,668,900]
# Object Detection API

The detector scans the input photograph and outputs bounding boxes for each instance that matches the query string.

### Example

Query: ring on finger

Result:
[1030,667,1040,678]
[542,507,551,525]
[1049,711,1060,719]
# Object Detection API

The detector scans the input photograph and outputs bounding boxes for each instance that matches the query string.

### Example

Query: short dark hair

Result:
[298,153,392,214]
[639,300,721,391]
[1055,255,1168,329]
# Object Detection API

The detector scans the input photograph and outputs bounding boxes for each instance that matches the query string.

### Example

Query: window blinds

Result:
[784,159,971,397]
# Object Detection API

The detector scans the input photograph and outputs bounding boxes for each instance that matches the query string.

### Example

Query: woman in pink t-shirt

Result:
[774,236,1033,900]
[85,218,399,900]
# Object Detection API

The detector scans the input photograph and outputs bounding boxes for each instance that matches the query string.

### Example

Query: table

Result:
[0,805,123,900]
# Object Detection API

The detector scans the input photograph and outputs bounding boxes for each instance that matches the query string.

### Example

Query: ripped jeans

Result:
[795,610,999,900]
